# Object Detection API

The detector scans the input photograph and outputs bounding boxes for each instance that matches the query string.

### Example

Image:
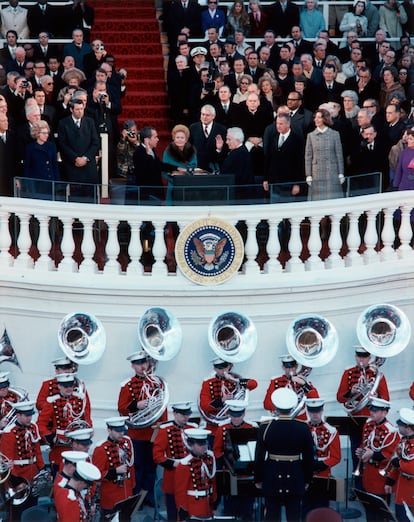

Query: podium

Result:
[354,489,398,522]
[169,174,235,205]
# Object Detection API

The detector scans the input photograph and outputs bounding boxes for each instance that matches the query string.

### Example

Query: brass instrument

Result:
[198,312,257,425]
[5,477,30,506]
[0,453,12,484]
[58,312,106,365]
[344,304,411,414]
[30,469,53,497]
[286,314,338,418]
[0,325,22,370]
[0,386,29,432]
[127,308,181,429]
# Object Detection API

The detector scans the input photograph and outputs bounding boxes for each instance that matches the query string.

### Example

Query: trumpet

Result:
[353,446,369,477]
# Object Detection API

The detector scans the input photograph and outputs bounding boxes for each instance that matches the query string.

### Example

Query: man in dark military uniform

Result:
[254,388,314,522]
[153,402,197,521]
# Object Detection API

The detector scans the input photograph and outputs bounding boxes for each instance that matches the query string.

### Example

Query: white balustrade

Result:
[1,191,413,284]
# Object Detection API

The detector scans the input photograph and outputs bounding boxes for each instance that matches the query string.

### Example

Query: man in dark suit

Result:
[349,124,388,193]
[201,0,226,37]
[285,91,314,139]
[311,64,344,111]
[290,26,313,58]
[0,30,18,67]
[244,52,264,84]
[58,98,99,188]
[0,113,17,196]
[165,0,201,46]
[5,46,26,74]
[214,85,239,128]
[27,1,58,38]
[344,66,380,104]
[263,112,304,201]
[189,104,227,172]
[266,0,300,38]
[132,126,175,201]
[216,126,254,198]
[32,32,60,62]
[62,28,92,72]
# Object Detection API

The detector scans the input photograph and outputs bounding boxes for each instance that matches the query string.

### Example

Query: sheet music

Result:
[238,441,257,462]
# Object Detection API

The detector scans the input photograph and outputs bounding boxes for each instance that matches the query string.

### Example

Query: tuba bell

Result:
[286,315,338,418]
[208,311,257,364]
[138,307,182,361]
[0,326,22,371]
[344,304,411,414]
[127,308,181,429]
[58,312,106,365]
[198,312,257,425]
[0,386,29,433]
[356,304,411,358]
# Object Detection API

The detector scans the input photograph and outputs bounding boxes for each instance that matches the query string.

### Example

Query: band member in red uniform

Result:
[35,357,79,411]
[356,398,400,522]
[263,355,319,421]
[409,382,414,401]
[336,346,390,476]
[54,450,88,496]
[199,357,258,435]
[118,350,167,506]
[385,407,414,522]
[92,416,135,519]
[175,428,217,521]
[65,427,94,454]
[213,399,258,520]
[304,398,341,513]
[153,402,197,522]
[255,388,314,522]
[0,401,46,521]
[54,460,101,522]
[37,372,92,475]
[0,372,21,430]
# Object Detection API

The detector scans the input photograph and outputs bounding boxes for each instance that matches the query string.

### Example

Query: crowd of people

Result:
[3,1,414,204]
[0,346,413,521]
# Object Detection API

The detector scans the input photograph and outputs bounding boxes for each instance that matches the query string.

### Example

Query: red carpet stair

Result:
[92,0,170,146]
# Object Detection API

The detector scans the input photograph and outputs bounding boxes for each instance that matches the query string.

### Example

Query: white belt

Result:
[56,429,66,435]
[14,458,36,465]
[186,489,212,497]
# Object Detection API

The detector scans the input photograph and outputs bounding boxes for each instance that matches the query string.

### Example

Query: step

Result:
[119,67,165,80]
[93,23,161,37]
[124,93,168,105]
[112,54,164,67]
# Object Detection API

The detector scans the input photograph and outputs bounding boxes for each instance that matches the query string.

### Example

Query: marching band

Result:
[0,305,411,522]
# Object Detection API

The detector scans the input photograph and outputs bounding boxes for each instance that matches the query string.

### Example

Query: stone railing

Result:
[1,190,413,286]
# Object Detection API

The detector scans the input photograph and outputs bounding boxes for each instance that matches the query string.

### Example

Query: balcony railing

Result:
[1,183,413,284]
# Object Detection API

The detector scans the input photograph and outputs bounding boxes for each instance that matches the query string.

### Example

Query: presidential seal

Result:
[175,218,244,285]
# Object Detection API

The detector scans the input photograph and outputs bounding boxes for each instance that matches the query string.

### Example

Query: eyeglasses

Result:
[287,97,300,101]
[240,81,249,85]
[363,104,375,108]
[24,67,33,70]
[209,1,217,3]
[46,82,54,85]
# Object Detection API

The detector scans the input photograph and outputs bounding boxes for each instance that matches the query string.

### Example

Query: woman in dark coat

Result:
[23,120,60,199]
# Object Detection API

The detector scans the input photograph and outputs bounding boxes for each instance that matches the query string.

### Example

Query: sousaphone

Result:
[199,311,257,425]
[58,312,106,365]
[127,308,182,429]
[208,311,257,363]
[344,304,411,414]
[286,314,338,417]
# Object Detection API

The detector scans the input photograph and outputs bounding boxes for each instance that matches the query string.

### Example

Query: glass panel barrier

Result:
[14,171,382,206]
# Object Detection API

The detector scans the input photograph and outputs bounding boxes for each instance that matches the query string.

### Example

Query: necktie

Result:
[204,125,209,137]
[0,134,5,144]
[368,143,373,151]
[328,84,332,90]
[223,105,228,114]
[255,12,259,22]
[290,111,294,117]
[76,119,81,128]
[278,135,285,148]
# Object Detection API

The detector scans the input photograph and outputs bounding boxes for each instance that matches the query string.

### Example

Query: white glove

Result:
[338,174,345,185]
[306,176,312,186]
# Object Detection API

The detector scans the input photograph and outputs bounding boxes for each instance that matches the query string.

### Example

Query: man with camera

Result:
[116,119,139,180]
